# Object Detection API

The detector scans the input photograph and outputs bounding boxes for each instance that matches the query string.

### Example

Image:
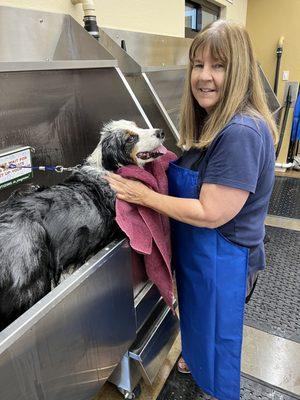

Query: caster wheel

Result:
[122,383,142,399]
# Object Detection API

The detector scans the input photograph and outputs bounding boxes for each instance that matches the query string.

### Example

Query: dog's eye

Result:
[127,135,136,143]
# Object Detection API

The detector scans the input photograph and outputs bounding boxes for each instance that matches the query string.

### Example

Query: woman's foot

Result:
[177,356,191,374]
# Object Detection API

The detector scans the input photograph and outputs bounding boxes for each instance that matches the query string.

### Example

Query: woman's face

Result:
[190,47,225,114]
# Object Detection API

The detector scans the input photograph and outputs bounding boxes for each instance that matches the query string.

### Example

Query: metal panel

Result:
[123,74,182,155]
[0,240,136,400]
[129,301,179,385]
[109,301,179,393]
[100,29,141,75]
[0,6,114,62]
[108,352,141,394]
[100,28,191,141]
[147,68,186,113]
[99,28,184,151]
[134,282,161,332]
[0,60,117,72]
[102,28,191,68]
[258,64,281,114]
[0,67,147,202]
[142,69,187,136]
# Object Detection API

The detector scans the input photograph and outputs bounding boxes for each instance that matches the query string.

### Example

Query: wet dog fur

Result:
[0,120,164,330]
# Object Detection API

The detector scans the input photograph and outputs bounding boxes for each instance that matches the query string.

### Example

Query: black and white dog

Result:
[0,120,165,330]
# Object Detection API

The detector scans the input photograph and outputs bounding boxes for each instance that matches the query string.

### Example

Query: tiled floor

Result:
[242,326,300,395]
[265,215,300,231]
[275,169,300,178]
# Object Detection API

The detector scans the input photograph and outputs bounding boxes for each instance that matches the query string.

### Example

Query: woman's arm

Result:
[106,173,249,228]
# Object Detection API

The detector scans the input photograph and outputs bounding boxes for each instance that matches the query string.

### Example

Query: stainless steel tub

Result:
[0,239,136,400]
[0,8,180,399]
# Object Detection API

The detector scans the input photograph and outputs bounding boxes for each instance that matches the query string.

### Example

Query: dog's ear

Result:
[100,121,112,137]
[100,134,121,171]
[99,120,139,171]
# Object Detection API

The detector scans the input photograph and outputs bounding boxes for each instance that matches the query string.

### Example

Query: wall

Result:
[0,0,83,22]
[246,0,300,163]
[0,0,184,37]
[93,0,184,37]
[210,0,248,25]
[0,0,248,37]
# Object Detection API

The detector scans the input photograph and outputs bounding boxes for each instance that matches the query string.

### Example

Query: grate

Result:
[157,364,298,400]
[245,226,300,342]
[268,177,300,219]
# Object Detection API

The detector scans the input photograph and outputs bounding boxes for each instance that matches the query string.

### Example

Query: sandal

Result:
[177,356,191,374]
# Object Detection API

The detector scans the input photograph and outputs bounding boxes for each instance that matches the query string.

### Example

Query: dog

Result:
[0,120,165,330]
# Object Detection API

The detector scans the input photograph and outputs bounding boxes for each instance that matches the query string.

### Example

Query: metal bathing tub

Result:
[0,6,179,400]
[0,240,135,400]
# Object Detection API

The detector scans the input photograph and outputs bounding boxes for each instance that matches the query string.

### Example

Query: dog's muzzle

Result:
[136,129,165,160]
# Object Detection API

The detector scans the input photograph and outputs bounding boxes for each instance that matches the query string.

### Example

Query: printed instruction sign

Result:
[0,147,33,190]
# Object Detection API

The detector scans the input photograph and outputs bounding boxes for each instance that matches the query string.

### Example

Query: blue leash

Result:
[0,163,81,173]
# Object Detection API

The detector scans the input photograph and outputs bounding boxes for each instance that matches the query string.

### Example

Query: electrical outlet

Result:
[282,71,289,81]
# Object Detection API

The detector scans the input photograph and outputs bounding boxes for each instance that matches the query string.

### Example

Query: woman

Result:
[106,20,277,400]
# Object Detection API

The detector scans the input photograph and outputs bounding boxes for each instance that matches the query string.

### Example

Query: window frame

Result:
[185,0,220,38]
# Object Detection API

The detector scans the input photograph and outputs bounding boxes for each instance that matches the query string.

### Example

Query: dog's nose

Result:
[155,129,165,139]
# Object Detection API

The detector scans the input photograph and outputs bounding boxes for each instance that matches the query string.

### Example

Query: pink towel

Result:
[116,150,177,308]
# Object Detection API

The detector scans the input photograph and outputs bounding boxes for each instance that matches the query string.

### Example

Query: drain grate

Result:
[240,375,298,400]
[245,226,300,342]
[156,364,298,400]
[268,177,300,219]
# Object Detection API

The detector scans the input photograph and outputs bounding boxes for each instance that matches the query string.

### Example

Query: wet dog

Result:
[0,120,165,330]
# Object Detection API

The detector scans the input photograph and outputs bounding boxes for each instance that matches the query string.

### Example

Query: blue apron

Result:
[168,159,248,400]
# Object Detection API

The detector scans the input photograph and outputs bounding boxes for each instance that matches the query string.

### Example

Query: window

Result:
[185,0,220,38]
[185,3,201,31]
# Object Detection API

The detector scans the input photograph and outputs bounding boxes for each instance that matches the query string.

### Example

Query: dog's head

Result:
[87,120,165,171]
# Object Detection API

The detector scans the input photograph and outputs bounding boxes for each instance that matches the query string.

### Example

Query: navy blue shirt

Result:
[178,114,275,275]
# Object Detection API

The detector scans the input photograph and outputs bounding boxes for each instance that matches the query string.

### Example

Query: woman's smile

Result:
[198,88,217,94]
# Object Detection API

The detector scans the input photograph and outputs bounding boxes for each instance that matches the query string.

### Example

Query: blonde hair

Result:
[179,20,278,149]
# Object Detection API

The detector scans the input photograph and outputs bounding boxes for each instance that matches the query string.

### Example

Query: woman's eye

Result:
[214,63,224,69]
[194,63,203,69]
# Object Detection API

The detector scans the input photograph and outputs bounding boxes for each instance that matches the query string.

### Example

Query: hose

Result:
[71,0,99,40]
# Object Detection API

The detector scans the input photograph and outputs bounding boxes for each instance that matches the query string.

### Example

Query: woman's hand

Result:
[105,174,249,228]
[105,173,153,206]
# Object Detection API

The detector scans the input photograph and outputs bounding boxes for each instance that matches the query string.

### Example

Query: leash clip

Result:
[55,165,64,173]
